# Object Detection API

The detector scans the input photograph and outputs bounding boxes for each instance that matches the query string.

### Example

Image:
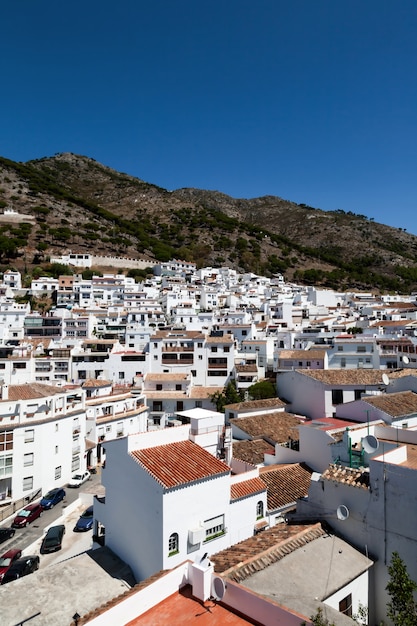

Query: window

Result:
[168,532,179,556]
[24,453,34,467]
[204,514,225,541]
[71,455,80,472]
[341,357,346,368]
[195,401,202,408]
[355,389,365,401]
[256,501,264,519]
[357,345,366,353]
[0,430,13,452]
[175,384,182,391]
[23,476,33,491]
[224,346,230,353]
[337,345,343,352]
[156,384,163,391]
[24,429,34,443]
[118,371,125,380]
[332,389,343,405]
[198,342,203,348]
[211,346,218,353]
[176,401,184,411]
[55,466,62,480]
[0,455,12,477]
[339,593,352,617]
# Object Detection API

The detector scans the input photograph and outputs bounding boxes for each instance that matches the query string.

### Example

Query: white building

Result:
[0,382,86,502]
[94,417,267,583]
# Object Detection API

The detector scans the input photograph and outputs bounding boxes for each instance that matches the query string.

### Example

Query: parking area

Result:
[27,495,95,568]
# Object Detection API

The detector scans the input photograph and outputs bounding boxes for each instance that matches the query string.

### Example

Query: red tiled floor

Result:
[126,585,256,625]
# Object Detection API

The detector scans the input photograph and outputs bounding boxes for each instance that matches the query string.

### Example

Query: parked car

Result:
[0,549,22,581]
[73,505,94,532]
[68,470,91,488]
[40,525,66,554]
[1,555,39,584]
[0,527,15,545]
[40,487,66,509]
[12,503,43,528]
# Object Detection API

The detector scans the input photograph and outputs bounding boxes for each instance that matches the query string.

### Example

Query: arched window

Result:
[168,532,179,555]
[256,501,264,519]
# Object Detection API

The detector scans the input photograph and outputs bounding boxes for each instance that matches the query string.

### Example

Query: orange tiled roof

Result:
[233,440,275,465]
[230,477,266,501]
[226,398,286,411]
[6,382,64,401]
[322,464,370,489]
[145,373,189,381]
[232,412,302,443]
[259,463,313,510]
[211,523,325,578]
[130,440,230,489]
[299,369,388,385]
[362,390,417,417]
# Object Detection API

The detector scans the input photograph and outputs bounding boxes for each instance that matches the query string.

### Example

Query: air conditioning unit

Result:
[188,526,205,545]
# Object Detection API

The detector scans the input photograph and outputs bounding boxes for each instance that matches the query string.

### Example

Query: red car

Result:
[0,549,22,581]
[12,503,43,528]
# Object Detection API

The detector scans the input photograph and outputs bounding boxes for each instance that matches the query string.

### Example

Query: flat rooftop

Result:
[126,584,257,625]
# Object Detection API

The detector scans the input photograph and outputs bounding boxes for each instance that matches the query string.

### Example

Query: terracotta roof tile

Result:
[189,386,224,399]
[145,373,189,381]
[259,463,313,510]
[322,464,370,489]
[230,477,266,501]
[232,412,302,443]
[363,390,417,418]
[130,440,229,489]
[210,523,326,579]
[225,398,286,411]
[299,369,388,385]
[6,382,64,401]
[232,440,275,465]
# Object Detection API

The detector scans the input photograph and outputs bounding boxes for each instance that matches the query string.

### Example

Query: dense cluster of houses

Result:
[2,260,417,624]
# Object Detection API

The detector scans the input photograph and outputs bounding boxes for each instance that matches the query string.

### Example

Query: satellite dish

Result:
[212,576,226,601]
[382,373,389,386]
[362,434,379,454]
[403,355,410,365]
[336,505,350,521]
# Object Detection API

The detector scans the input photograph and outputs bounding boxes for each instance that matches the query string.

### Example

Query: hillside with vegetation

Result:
[0,152,417,293]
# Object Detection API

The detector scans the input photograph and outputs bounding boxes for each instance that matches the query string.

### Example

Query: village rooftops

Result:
[297,368,390,385]
[233,440,275,465]
[362,390,417,418]
[2,382,68,401]
[322,464,370,489]
[130,439,230,489]
[259,463,313,511]
[231,412,303,444]
[230,476,266,502]
[144,373,189,381]
[210,522,326,578]
[225,397,286,411]
[278,349,328,360]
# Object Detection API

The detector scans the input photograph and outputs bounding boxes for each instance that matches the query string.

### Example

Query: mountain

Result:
[0,152,417,293]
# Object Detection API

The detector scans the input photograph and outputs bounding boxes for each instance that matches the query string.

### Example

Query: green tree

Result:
[210,381,243,412]
[247,380,276,400]
[386,551,417,625]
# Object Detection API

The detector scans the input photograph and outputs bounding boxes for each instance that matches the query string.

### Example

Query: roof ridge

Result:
[221,524,326,582]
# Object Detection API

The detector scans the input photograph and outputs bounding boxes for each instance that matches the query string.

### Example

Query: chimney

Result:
[190,556,214,602]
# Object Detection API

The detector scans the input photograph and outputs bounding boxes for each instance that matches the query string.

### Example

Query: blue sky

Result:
[1,2,417,233]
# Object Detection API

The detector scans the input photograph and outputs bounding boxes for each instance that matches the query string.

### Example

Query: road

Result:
[0,471,104,559]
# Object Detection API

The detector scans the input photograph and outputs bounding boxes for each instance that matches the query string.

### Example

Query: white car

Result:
[68,470,91,488]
